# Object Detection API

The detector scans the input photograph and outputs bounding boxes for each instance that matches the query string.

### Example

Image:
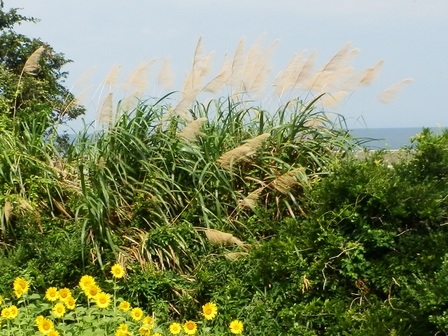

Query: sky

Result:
[7,0,448,129]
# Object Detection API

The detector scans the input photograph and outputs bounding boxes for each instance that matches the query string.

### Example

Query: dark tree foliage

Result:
[0,1,85,130]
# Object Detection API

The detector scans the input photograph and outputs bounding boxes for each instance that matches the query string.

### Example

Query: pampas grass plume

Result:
[23,46,45,75]
[177,117,208,141]
[377,78,413,104]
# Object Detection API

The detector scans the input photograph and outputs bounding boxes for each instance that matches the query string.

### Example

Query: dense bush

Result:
[2,99,448,335]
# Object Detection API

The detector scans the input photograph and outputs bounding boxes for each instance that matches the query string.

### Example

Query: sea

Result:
[63,127,445,151]
[349,127,444,150]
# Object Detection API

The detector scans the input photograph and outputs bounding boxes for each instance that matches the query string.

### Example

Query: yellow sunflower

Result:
[138,325,151,336]
[85,284,101,300]
[142,316,155,328]
[183,320,197,335]
[229,319,244,334]
[58,288,72,302]
[52,303,66,318]
[118,300,131,311]
[64,296,76,310]
[116,323,129,333]
[1,306,18,319]
[202,302,218,320]
[111,263,125,279]
[38,318,54,334]
[1,307,11,319]
[35,315,45,327]
[45,287,59,302]
[130,307,144,321]
[79,275,96,291]
[48,329,60,336]
[95,292,111,309]
[169,322,182,335]
[13,277,29,298]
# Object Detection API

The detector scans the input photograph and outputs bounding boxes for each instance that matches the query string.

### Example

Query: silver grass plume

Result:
[103,64,122,89]
[158,58,174,90]
[359,60,384,86]
[217,133,270,170]
[377,78,413,104]
[177,117,208,142]
[23,46,45,75]
[270,167,306,194]
[238,187,265,210]
[197,227,246,247]
[98,93,114,125]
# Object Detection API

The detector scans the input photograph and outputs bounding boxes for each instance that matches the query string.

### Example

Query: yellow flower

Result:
[64,296,76,310]
[229,319,244,334]
[111,263,125,279]
[52,302,66,318]
[13,277,29,298]
[79,275,96,291]
[35,315,45,326]
[1,307,11,319]
[142,316,155,328]
[45,287,59,302]
[169,322,182,334]
[153,333,162,336]
[130,307,144,321]
[95,292,111,309]
[38,318,54,334]
[58,288,72,302]
[9,305,18,319]
[183,320,197,335]
[1,306,18,319]
[115,331,132,336]
[116,323,129,333]
[118,300,131,311]
[48,330,60,336]
[138,325,151,336]
[85,284,101,300]
[202,302,218,320]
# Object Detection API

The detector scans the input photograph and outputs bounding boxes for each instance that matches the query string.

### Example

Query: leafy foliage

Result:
[0,1,85,130]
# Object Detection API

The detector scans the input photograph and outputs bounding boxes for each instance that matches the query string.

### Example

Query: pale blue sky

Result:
[8,0,448,129]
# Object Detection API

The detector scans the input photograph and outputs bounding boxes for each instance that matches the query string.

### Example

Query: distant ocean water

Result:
[349,127,445,150]
[63,127,445,151]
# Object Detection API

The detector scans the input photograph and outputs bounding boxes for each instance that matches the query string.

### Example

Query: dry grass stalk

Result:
[238,187,265,210]
[177,117,208,141]
[224,252,248,261]
[98,93,113,124]
[18,198,34,211]
[198,228,245,247]
[23,46,45,75]
[377,78,413,104]
[3,201,12,222]
[217,133,270,170]
[121,228,151,270]
[271,167,306,194]
[158,58,174,90]
[301,274,312,293]
[51,198,72,219]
